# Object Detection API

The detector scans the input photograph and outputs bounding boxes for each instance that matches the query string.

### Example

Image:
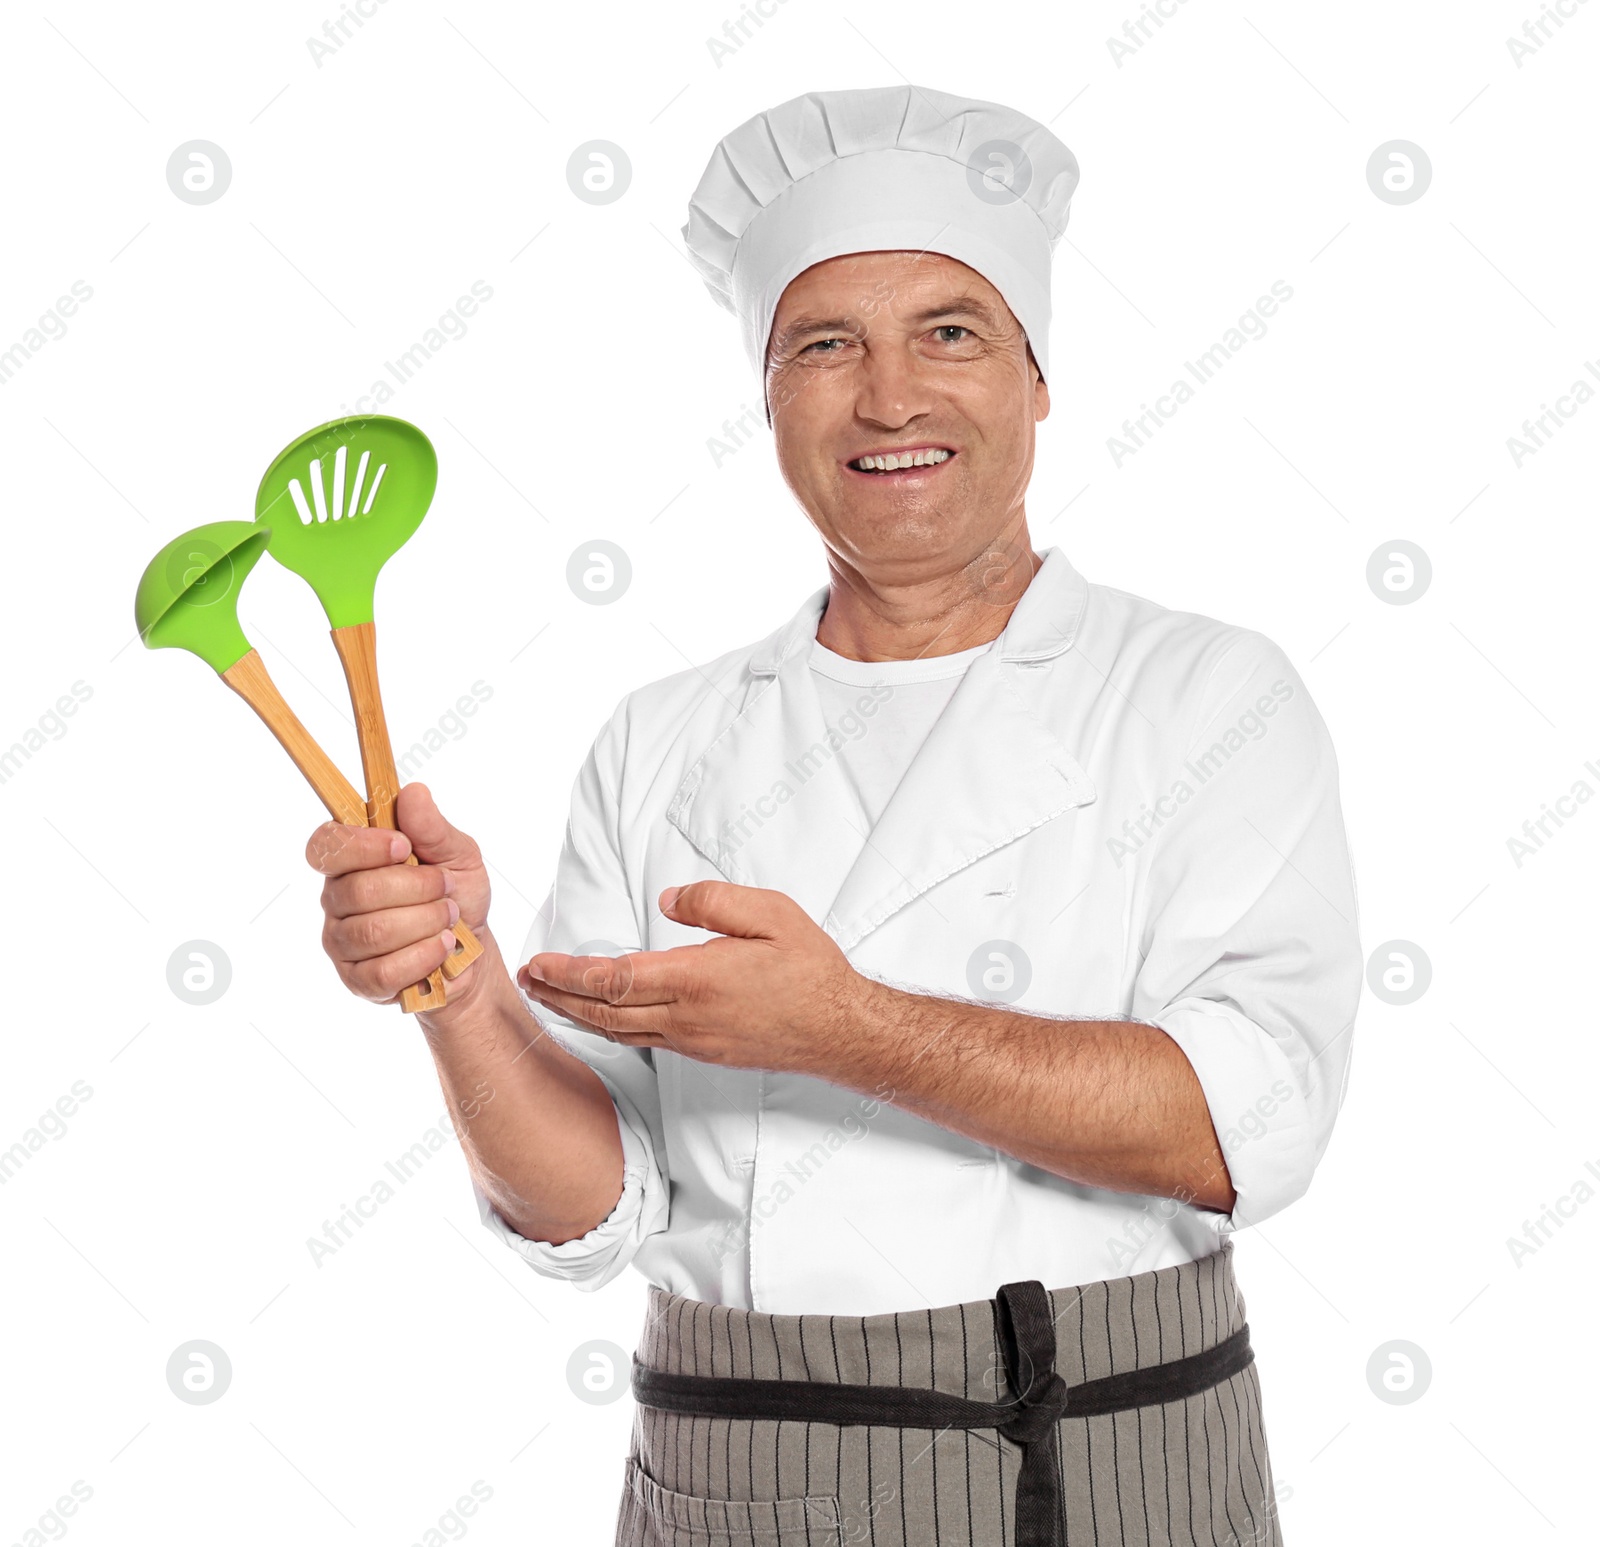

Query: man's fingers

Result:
[522,979,679,1038]
[325,898,459,963]
[659,879,793,939]
[522,948,685,1006]
[341,930,457,1003]
[305,820,410,877]
[322,861,453,920]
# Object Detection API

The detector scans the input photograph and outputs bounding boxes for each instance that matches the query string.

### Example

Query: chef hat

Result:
[682,83,1080,415]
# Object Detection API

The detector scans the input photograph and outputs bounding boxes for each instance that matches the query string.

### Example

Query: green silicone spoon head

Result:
[253,414,438,631]
[135,521,271,674]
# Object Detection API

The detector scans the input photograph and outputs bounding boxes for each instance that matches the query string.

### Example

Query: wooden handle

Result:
[330,621,402,828]
[222,645,481,1003]
[330,622,483,1006]
[221,649,369,826]
[326,622,483,983]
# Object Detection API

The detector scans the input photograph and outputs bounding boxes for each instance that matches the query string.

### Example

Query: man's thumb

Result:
[660,880,785,939]
[394,783,476,867]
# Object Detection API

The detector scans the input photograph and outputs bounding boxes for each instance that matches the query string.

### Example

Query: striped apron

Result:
[615,1239,1281,1546]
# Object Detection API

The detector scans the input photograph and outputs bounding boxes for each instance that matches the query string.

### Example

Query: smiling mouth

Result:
[847,448,956,477]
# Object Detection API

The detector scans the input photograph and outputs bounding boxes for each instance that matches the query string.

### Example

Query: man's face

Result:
[764,250,1049,580]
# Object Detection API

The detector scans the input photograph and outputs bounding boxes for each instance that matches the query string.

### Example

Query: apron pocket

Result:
[625,1456,841,1545]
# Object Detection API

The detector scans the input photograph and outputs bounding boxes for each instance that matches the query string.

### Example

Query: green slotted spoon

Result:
[254,414,480,1012]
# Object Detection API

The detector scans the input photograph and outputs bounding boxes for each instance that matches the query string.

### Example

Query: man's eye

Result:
[804,337,846,354]
[934,325,971,342]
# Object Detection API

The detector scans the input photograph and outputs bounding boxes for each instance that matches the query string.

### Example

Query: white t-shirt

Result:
[807,635,996,831]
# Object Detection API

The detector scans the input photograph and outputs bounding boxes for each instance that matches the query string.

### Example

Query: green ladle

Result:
[134,520,369,827]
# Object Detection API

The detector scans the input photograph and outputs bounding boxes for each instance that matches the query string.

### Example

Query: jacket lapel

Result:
[666,585,870,927]
[822,641,1097,951]
[666,548,1098,951]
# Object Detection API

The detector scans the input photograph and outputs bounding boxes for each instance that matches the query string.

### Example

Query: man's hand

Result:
[518,878,1237,1211]
[516,881,865,1073]
[308,782,492,1008]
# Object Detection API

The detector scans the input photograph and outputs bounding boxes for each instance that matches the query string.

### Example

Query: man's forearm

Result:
[419,929,629,1245]
[817,976,1236,1214]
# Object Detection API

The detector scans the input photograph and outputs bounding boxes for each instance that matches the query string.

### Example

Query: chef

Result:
[310,83,1361,1547]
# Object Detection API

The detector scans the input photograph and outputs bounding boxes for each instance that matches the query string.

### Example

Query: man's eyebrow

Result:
[906,300,1001,327]
[771,315,859,348]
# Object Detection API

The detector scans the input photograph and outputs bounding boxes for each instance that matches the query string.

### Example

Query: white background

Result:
[2,1,1596,1542]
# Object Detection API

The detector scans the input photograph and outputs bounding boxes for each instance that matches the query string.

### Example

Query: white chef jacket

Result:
[474,546,1363,1316]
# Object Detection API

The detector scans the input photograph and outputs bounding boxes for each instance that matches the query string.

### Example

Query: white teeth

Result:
[854,449,950,471]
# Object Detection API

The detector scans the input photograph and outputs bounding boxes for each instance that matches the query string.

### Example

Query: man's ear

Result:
[1028,345,1051,421]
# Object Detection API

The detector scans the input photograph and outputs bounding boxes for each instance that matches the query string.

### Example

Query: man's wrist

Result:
[417,925,519,1040]
[811,970,912,1090]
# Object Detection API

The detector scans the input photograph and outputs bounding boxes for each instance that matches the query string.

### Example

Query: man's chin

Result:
[824,509,981,571]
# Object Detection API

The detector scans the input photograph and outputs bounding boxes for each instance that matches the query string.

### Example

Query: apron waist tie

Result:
[631,1279,1254,1547]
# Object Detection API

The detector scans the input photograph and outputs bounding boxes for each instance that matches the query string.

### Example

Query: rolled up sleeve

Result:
[1130,632,1363,1232]
[472,702,671,1289]
[469,1069,657,1287]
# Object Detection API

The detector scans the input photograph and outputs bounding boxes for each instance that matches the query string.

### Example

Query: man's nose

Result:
[852,342,934,426]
